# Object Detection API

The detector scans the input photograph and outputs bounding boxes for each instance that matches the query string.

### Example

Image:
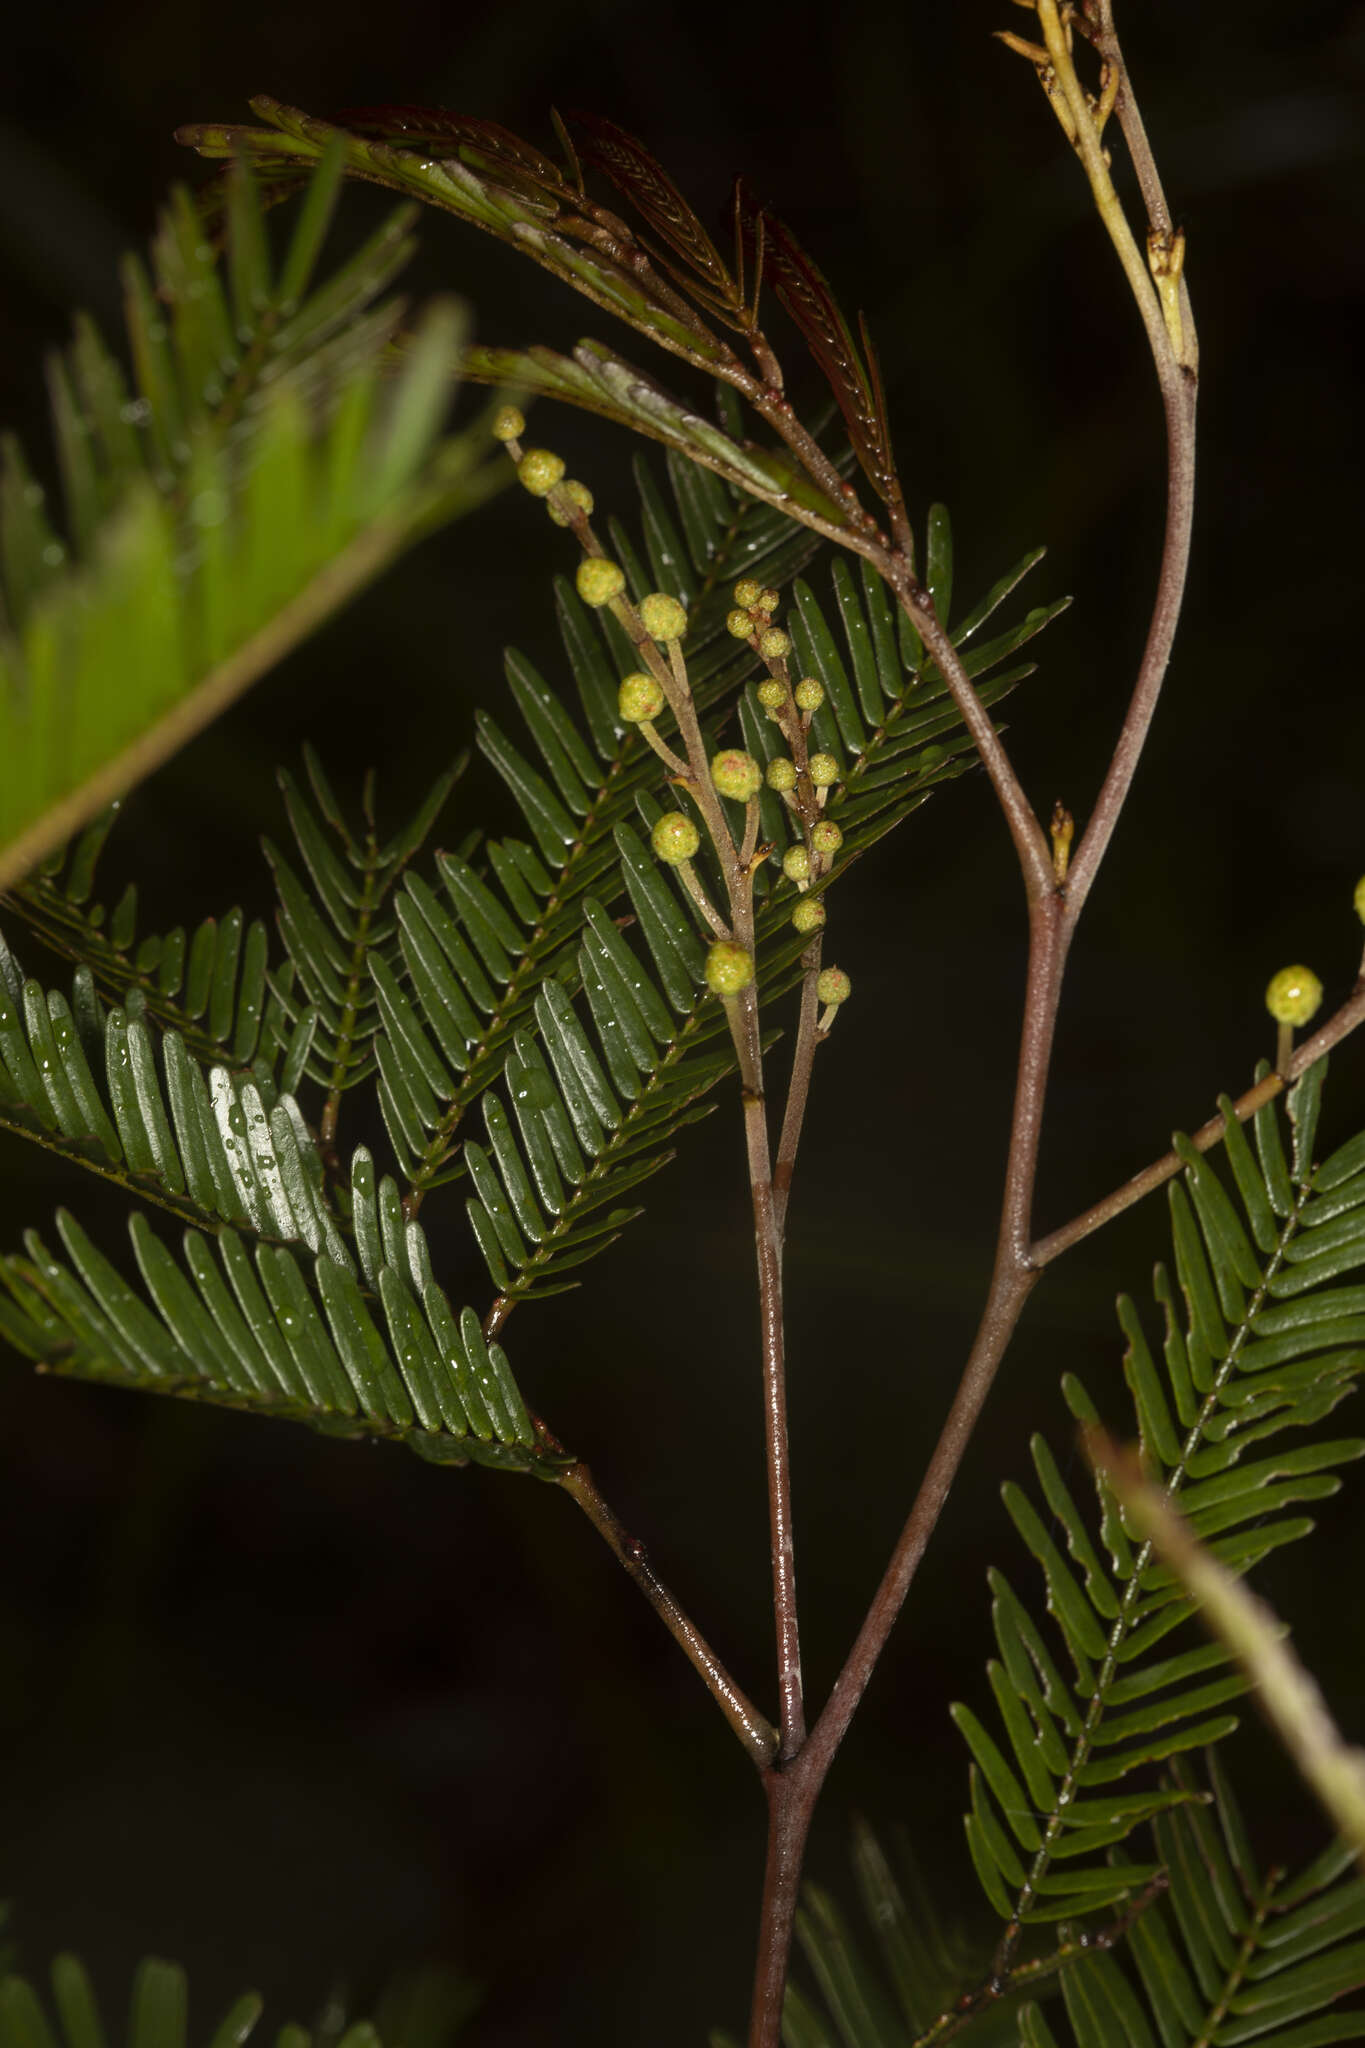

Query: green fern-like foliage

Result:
[2,748,458,1116]
[368,483,1062,1311]
[775,1817,1007,2048]
[0,926,335,1251]
[953,1062,1365,1930]
[0,408,1062,1509]
[778,1764,1365,2048]
[1018,1760,1365,2048]
[0,1152,564,1478]
[0,148,501,889]
[0,1953,384,2048]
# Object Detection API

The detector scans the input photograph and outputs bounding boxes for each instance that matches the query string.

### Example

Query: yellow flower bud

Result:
[1265,965,1323,1027]
[517,448,565,495]
[639,592,688,641]
[811,820,842,854]
[618,672,666,723]
[733,578,762,608]
[766,757,798,793]
[782,846,812,882]
[816,966,851,1006]
[577,557,627,607]
[1355,875,1365,924]
[756,587,781,615]
[706,940,754,995]
[808,753,840,789]
[794,677,824,713]
[547,480,594,526]
[651,812,701,865]
[711,750,763,801]
[758,626,791,660]
[492,405,526,442]
[791,897,826,935]
[756,679,786,710]
[726,608,756,640]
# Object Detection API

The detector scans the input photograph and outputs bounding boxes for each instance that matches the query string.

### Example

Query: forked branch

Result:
[746,8,1202,2039]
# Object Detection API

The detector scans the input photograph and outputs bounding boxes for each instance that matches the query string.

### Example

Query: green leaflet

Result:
[0,153,502,888]
[0,1200,564,1480]
[955,1071,1365,1931]
[0,939,346,1261]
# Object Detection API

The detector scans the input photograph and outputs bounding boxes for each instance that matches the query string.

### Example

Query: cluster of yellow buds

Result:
[726,577,783,642]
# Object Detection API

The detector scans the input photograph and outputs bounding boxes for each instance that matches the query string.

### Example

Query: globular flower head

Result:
[651,812,701,865]
[756,587,781,616]
[492,405,526,442]
[791,897,827,935]
[1265,965,1323,1027]
[811,819,842,855]
[517,448,565,496]
[782,846,812,883]
[766,757,798,793]
[726,608,756,640]
[618,672,666,723]
[756,678,786,710]
[733,578,763,609]
[817,966,851,1006]
[577,557,627,607]
[808,753,840,789]
[711,750,763,801]
[547,480,594,526]
[706,940,754,996]
[794,677,824,713]
[1355,875,1365,925]
[640,592,688,641]
[758,626,791,661]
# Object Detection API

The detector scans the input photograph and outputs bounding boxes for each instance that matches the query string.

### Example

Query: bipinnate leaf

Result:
[953,1063,1365,1930]
[569,113,744,318]
[363,495,1060,1310]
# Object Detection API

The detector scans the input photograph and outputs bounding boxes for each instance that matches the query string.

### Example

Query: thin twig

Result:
[562,1463,777,1768]
[772,942,824,1238]
[1032,954,1365,1266]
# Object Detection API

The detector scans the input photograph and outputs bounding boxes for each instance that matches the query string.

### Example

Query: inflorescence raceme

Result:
[495,428,855,1055]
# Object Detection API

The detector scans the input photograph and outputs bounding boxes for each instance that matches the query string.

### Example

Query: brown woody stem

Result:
[563,1464,777,1767]
[745,9,1203,2038]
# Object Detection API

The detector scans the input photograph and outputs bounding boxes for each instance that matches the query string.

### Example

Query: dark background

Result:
[1,1,1364,2040]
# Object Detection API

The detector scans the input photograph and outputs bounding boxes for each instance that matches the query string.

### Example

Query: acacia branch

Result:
[746,10,1202,2037]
